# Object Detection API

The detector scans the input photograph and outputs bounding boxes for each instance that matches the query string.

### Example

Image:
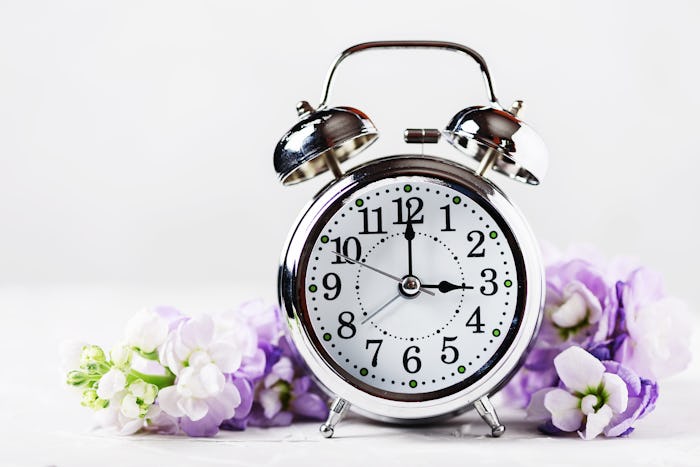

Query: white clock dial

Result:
[300,177,524,401]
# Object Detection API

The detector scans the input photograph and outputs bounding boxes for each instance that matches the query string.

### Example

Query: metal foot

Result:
[319,397,350,439]
[474,395,505,437]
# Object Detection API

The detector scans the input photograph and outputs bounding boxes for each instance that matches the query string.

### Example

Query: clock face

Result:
[298,176,525,402]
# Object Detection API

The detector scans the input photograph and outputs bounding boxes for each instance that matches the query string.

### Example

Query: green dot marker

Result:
[320,235,329,244]
[309,284,317,292]
[452,196,461,204]
[490,231,498,239]
[355,199,364,207]
[403,184,412,192]
[458,365,466,374]
[323,333,332,341]
[504,280,512,288]
[493,329,501,337]
[409,380,417,388]
[360,368,368,376]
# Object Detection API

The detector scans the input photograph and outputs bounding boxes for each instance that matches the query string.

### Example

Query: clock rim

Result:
[278,154,544,423]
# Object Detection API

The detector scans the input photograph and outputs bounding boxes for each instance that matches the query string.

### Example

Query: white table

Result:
[2,285,698,466]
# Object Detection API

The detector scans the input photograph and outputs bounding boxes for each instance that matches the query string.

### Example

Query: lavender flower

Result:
[504,243,691,422]
[613,267,692,380]
[527,347,629,440]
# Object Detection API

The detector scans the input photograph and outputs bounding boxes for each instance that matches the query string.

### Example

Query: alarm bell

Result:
[273,41,548,186]
[274,102,378,185]
[443,102,548,185]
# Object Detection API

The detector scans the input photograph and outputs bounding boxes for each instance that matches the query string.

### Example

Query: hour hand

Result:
[421,280,474,293]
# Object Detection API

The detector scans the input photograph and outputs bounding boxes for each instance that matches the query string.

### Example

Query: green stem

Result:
[127,368,176,389]
[131,347,160,361]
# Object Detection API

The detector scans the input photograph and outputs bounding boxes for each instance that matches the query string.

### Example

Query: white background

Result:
[2,0,699,305]
[1,1,699,466]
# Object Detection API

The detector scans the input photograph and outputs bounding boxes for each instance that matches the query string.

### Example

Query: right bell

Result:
[443,103,548,185]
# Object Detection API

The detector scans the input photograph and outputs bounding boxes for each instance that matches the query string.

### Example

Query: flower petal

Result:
[181,314,214,350]
[259,387,283,419]
[526,388,554,421]
[157,386,184,417]
[198,363,225,397]
[209,341,242,374]
[579,404,613,440]
[554,346,604,393]
[179,396,209,421]
[602,373,628,413]
[544,388,583,432]
[96,369,126,400]
[291,392,328,420]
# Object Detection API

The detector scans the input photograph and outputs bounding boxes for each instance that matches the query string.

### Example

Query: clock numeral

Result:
[365,339,383,367]
[466,306,485,333]
[331,236,362,264]
[359,207,387,235]
[322,272,342,300]
[480,268,498,296]
[393,197,424,224]
[467,230,485,257]
[337,311,356,339]
[440,336,459,364]
[440,205,456,232]
[402,345,422,374]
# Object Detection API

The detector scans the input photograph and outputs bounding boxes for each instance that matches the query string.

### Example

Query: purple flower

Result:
[539,258,616,349]
[527,347,630,440]
[613,267,692,380]
[602,360,658,437]
[504,249,618,408]
[246,354,329,428]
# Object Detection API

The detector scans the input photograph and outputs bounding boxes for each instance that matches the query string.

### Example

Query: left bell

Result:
[273,102,379,185]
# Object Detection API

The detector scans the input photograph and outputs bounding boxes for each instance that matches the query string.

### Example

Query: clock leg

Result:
[474,395,506,438]
[319,397,350,439]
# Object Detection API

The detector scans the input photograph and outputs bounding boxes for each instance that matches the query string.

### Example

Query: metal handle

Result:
[318,40,500,108]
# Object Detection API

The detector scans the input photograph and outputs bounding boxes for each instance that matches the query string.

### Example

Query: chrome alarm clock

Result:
[274,41,547,438]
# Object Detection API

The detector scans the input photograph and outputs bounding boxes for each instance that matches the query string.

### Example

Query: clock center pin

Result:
[399,275,422,298]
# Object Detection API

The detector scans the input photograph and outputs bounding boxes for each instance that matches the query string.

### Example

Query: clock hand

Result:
[333,252,435,296]
[421,280,475,293]
[404,218,415,276]
[361,293,402,325]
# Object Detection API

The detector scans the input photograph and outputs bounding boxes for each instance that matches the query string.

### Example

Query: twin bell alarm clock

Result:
[273,41,548,438]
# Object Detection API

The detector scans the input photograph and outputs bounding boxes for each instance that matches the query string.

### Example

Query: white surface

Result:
[1,285,698,467]
[1,0,700,308]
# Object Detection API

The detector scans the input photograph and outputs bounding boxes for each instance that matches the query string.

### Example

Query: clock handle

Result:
[318,40,500,108]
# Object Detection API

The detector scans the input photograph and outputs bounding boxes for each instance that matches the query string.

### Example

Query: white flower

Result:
[110,343,133,369]
[96,368,126,400]
[94,374,163,435]
[125,309,169,354]
[528,347,628,440]
[159,314,242,376]
[622,296,691,379]
[157,314,243,423]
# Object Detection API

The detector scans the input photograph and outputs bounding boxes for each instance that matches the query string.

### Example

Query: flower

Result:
[244,340,328,428]
[601,360,658,437]
[613,267,692,380]
[157,314,245,436]
[527,346,629,440]
[539,258,615,349]
[125,308,170,354]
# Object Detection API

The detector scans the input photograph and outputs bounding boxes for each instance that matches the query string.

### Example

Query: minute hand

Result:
[334,253,435,296]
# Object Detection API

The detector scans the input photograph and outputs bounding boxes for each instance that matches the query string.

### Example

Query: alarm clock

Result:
[274,41,547,438]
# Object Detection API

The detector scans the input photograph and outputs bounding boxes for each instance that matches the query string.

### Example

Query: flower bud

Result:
[80,345,106,366]
[110,343,133,369]
[129,379,159,406]
[66,370,89,387]
[80,389,109,410]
